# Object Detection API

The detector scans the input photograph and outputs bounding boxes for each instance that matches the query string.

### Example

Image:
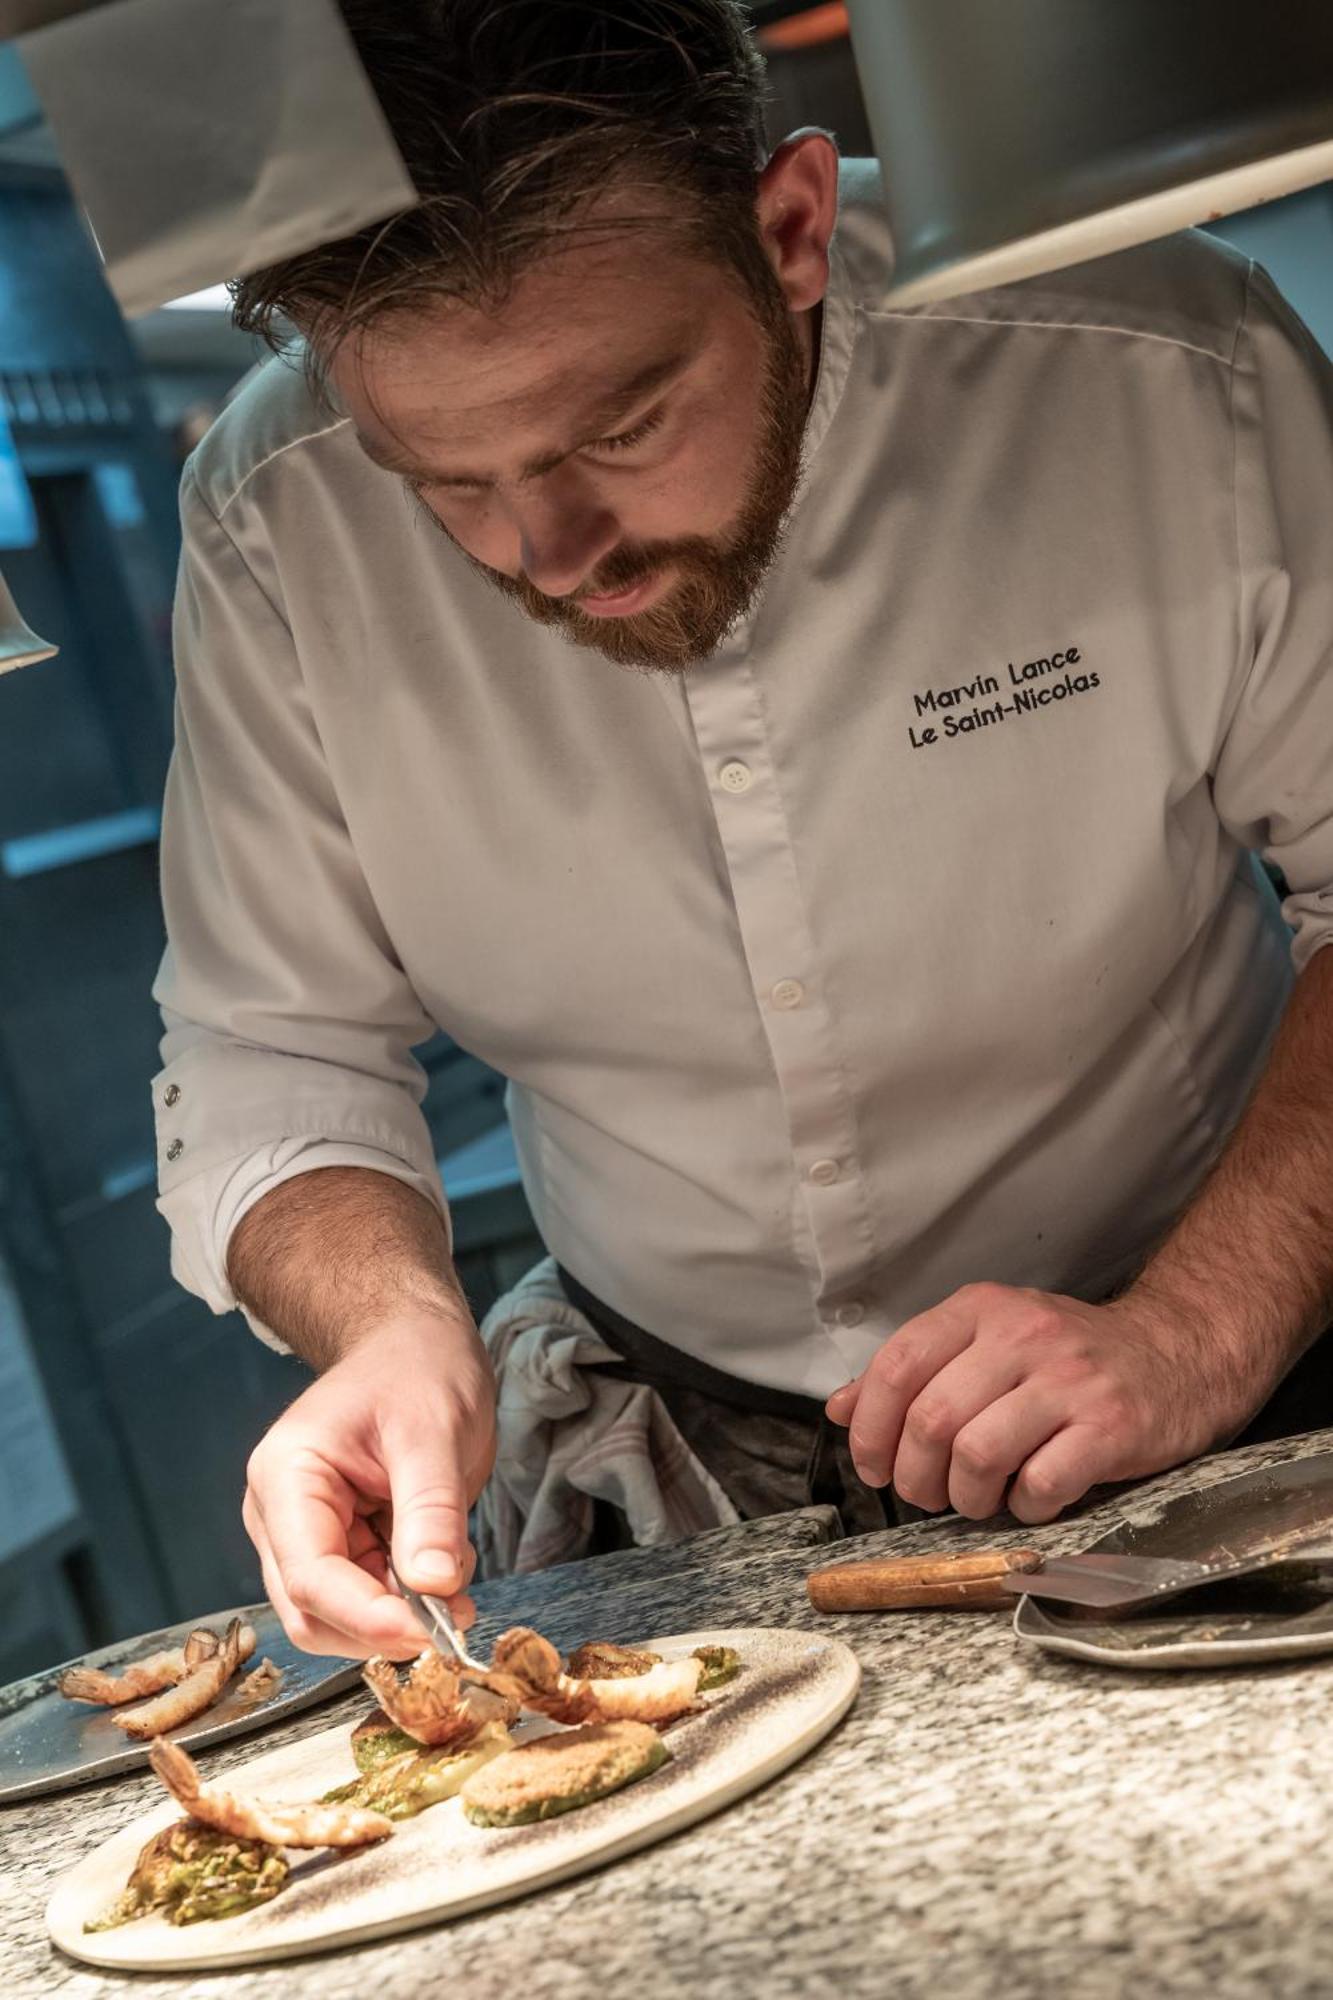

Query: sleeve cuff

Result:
[158,1134,450,1354]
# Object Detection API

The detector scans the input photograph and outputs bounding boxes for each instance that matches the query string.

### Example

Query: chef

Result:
[153,0,1333,1657]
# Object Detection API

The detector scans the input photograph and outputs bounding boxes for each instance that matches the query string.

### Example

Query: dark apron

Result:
[558,1264,1333,1540]
[557,1264,897,1536]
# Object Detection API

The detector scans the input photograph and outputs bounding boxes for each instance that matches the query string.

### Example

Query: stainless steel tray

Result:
[0,1602,360,1802]
[1013,1451,1333,1669]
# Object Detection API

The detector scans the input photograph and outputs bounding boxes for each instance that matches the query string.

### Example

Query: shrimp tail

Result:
[148,1736,392,1849]
[58,1649,188,1707]
[148,1736,204,1810]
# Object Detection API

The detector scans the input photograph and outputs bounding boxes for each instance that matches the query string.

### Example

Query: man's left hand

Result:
[824,1282,1257,1522]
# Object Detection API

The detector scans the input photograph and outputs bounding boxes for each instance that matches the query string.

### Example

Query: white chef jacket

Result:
[153,162,1333,1399]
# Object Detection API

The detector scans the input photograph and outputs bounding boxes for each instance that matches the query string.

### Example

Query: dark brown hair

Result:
[231,0,770,364]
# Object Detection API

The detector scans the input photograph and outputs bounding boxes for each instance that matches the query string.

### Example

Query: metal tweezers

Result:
[369,1522,486,1672]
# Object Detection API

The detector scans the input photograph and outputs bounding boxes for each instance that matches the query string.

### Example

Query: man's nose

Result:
[512,478,619,599]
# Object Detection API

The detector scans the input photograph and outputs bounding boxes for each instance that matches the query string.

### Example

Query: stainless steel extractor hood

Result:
[846,0,1333,303]
[0,571,56,672]
[0,1,113,32]
[11,0,418,317]
[0,0,421,670]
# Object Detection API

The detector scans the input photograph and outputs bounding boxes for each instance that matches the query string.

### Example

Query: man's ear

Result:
[756,128,840,312]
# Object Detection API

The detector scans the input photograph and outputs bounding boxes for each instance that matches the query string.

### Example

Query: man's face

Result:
[332,215,815,672]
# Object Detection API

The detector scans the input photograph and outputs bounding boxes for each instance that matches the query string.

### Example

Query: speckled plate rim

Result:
[1,1604,362,1802]
[47,1625,861,1972]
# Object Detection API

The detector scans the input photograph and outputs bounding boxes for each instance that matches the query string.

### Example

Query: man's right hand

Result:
[242,1314,496,1659]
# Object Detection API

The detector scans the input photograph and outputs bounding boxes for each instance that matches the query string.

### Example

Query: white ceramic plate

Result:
[48,1625,859,1972]
[1,1603,360,1802]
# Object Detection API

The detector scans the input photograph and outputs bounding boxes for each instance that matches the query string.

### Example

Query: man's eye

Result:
[591,408,667,455]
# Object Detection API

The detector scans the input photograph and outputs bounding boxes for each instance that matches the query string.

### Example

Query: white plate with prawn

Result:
[0,1603,360,1803]
[48,1625,859,1971]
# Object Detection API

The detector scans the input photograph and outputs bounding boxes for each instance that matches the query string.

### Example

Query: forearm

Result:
[227,1166,475,1372]
[1126,943,1333,1405]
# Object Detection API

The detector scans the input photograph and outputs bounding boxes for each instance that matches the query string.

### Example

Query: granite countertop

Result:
[6,1431,1333,1999]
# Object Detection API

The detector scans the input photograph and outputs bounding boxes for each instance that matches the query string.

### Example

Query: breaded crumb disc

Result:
[461,1720,668,1827]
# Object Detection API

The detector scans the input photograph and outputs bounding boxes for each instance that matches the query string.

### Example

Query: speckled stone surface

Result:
[7,1439,1333,1998]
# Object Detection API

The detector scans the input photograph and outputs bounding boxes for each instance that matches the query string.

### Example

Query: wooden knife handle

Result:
[806,1548,1044,1612]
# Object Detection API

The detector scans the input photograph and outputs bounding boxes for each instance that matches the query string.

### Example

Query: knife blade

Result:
[996,1550,1212,1608]
[1000,1547,1333,1610]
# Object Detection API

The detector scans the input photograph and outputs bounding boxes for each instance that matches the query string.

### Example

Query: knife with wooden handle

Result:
[807,1549,1044,1611]
[805,1544,1331,1612]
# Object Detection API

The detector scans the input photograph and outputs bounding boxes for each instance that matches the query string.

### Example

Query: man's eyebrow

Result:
[355,348,692,490]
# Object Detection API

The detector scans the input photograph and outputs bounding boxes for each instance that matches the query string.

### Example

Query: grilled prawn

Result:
[59,1627,220,1708]
[113,1619,255,1739]
[489,1628,705,1726]
[362,1648,516,1748]
[147,1737,392,1849]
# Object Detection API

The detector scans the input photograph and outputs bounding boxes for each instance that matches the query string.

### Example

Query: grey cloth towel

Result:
[473,1257,740,1577]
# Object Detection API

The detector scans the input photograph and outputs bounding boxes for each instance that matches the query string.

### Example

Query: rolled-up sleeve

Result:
[153,469,446,1344]
[1215,260,1333,971]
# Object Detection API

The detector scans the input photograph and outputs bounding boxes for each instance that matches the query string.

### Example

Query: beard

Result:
[435,277,812,674]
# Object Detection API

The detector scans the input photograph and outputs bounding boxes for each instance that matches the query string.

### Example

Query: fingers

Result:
[359,1507,480,1636]
[889,1350,1032,1514]
[259,1506,477,1653]
[247,1445,429,1658]
[244,1490,423,1659]
[846,1296,978,1490]
[382,1413,474,1599]
[830,1286,1153,1524]
[239,1324,497,1662]
[346,1513,390,1586]
[944,1387,1066,1518]
[266,1541,416,1659]
[824,1376,862,1425]
[1008,1422,1128,1525]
